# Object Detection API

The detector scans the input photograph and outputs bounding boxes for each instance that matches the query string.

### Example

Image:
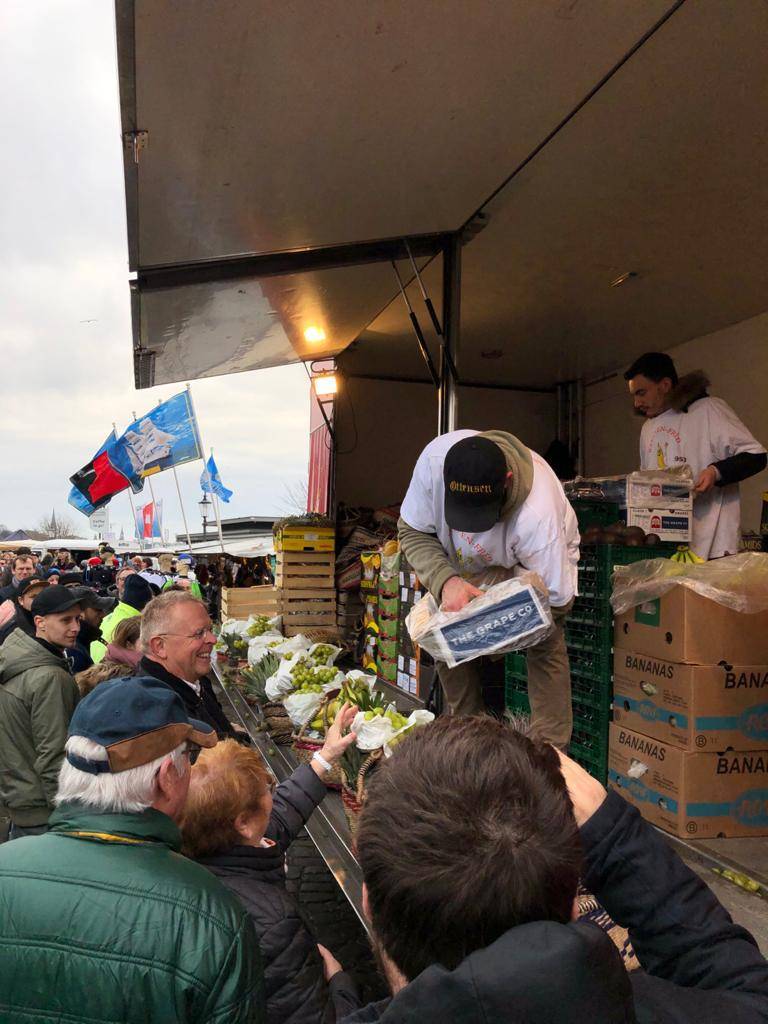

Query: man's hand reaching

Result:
[440,576,484,612]
[556,749,607,828]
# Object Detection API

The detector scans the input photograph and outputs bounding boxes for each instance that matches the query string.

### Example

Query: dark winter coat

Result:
[341,791,768,1023]
[197,763,359,1024]
[67,620,102,674]
[0,604,35,647]
[139,655,236,739]
[0,630,80,826]
[0,803,265,1022]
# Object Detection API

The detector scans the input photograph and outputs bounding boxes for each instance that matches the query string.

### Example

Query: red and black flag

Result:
[69,448,132,509]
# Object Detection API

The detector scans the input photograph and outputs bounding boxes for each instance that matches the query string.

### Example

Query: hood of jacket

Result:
[667,370,710,412]
[198,840,283,881]
[366,919,637,1024]
[477,430,534,516]
[0,628,67,686]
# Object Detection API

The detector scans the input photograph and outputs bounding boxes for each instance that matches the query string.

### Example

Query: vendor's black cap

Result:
[444,436,508,533]
[31,587,84,617]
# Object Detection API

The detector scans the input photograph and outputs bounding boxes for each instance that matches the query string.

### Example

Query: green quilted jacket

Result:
[0,804,265,1023]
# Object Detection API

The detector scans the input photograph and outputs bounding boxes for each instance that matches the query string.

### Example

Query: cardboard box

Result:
[615,587,768,665]
[612,649,768,751]
[608,723,768,838]
[626,475,693,510]
[360,551,381,593]
[626,507,691,542]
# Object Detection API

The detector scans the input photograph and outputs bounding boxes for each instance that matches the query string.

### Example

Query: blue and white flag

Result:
[116,391,202,481]
[201,454,233,503]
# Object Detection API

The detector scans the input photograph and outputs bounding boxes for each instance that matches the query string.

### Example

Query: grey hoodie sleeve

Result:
[397,517,458,604]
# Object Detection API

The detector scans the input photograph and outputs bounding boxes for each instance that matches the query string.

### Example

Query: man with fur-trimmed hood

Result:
[625,353,766,559]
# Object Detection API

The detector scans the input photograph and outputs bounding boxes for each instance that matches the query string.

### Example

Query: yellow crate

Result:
[274,524,335,553]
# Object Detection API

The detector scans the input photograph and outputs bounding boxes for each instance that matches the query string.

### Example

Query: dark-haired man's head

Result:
[12,556,35,583]
[624,352,678,418]
[357,717,582,987]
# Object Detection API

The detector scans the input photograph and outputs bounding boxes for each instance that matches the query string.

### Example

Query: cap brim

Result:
[444,496,504,534]
[189,718,218,748]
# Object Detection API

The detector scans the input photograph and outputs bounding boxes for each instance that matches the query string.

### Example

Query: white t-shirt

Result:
[639,397,765,559]
[400,430,580,607]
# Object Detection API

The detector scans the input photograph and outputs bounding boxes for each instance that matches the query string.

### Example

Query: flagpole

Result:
[185,385,226,554]
[209,448,226,552]
[172,464,193,551]
[155,398,193,552]
[116,421,143,552]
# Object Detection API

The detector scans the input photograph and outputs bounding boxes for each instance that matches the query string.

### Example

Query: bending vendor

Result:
[399,430,579,748]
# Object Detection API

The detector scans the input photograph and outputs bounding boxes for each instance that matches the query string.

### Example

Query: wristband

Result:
[312,751,332,773]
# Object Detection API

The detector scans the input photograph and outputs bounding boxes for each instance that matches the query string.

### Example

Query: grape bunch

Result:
[291,658,339,694]
[362,707,408,729]
[311,644,335,665]
[246,615,273,638]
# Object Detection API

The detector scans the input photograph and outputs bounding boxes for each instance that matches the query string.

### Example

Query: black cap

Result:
[67,676,217,774]
[70,586,115,613]
[123,574,153,611]
[443,436,508,533]
[31,587,84,617]
[17,577,49,598]
[59,572,84,587]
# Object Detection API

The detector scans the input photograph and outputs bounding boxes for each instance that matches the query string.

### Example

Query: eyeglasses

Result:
[185,743,202,766]
[158,627,216,642]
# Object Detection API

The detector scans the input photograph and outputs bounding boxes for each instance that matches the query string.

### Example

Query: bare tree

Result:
[279,479,310,515]
[36,510,83,539]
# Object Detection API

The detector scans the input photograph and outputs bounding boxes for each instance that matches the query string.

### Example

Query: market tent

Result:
[188,536,275,559]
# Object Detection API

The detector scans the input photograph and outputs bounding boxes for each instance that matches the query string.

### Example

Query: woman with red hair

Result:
[180,704,361,1024]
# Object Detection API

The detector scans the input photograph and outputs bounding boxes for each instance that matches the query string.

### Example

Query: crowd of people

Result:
[0,545,767,1022]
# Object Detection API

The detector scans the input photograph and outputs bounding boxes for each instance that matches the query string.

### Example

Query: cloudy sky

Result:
[0,1,309,543]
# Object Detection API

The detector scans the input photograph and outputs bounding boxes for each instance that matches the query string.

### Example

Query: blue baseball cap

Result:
[67,675,217,774]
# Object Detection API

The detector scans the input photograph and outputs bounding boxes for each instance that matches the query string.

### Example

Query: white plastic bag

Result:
[265,657,299,700]
[269,634,313,658]
[406,572,553,668]
[611,552,768,616]
[384,710,435,757]
[247,633,284,666]
[307,642,343,666]
[283,690,324,728]
[351,707,398,751]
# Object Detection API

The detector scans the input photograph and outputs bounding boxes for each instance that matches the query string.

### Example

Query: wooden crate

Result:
[274,524,335,552]
[276,551,335,590]
[221,586,281,620]
[281,589,337,636]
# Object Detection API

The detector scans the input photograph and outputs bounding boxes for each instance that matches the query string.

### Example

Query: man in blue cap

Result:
[0,675,264,1022]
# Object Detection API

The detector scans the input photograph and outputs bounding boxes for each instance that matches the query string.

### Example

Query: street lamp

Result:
[198,493,212,537]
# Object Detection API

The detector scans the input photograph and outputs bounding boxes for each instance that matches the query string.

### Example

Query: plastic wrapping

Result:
[564,466,693,505]
[351,707,436,752]
[406,572,554,668]
[611,552,768,616]
[283,690,324,728]
[307,642,342,666]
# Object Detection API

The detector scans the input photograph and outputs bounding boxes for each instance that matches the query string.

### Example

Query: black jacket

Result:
[197,763,359,1024]
[342,791,768,1023]
[67,621,102,674]
[0,604,35,647]
[139,656,236,739]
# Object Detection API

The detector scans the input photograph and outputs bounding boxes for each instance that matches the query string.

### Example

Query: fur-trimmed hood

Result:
[667,370,710,412]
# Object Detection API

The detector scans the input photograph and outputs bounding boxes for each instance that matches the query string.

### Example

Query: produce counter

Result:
[212,659,425,934]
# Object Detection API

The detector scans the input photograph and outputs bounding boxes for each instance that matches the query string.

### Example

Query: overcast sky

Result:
[0,1,309,543]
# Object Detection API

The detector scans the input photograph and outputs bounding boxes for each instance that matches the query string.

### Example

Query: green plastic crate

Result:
[577,542,674,600]
[570,670,612,710]
[505,651,528,679]
[570,499,620,532]
[570,743,608,785]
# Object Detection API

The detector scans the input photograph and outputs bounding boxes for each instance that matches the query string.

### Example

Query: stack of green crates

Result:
[505,538,674,784]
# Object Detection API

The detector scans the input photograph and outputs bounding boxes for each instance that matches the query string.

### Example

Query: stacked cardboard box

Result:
[376,551,400,684]
[395,557,435,699]
[360,552,381,673]
[609,587,768,838]
[336,590,364,646]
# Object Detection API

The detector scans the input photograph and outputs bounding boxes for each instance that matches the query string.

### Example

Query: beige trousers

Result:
[436,601,573,748]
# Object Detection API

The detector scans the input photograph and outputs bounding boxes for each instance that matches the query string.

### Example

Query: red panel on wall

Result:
[307,422,331,514]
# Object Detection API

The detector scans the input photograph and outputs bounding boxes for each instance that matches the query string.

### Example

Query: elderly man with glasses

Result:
[139,590,237,739]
